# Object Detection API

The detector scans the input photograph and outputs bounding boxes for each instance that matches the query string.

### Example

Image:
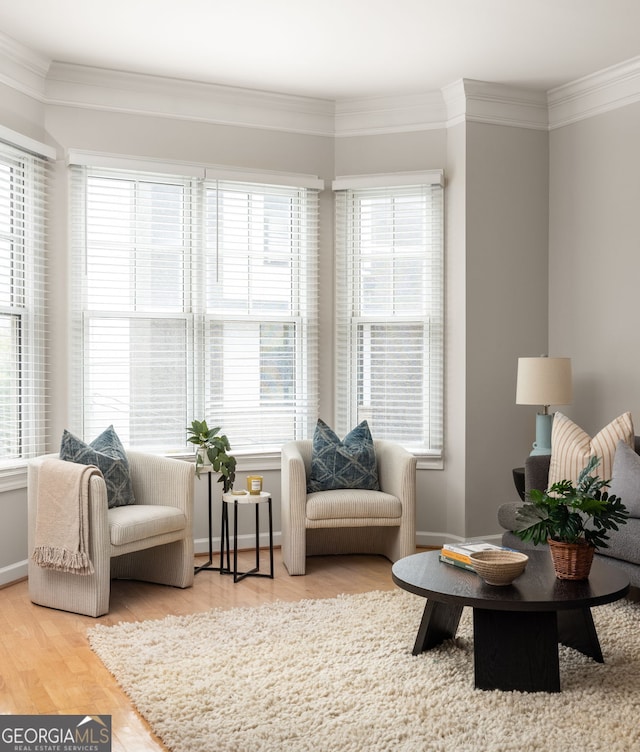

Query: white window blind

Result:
[0,142,48,464]
[334,179,444,454]
[70,166,319,452]
[204,181,318,447]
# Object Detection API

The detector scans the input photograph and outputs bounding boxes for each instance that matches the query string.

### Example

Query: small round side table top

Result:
[222,490,271,504]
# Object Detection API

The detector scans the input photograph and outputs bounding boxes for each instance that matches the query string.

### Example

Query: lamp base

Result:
[530,413,553,456]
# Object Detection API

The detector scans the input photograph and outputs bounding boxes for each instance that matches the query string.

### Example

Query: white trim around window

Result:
[70,162,320,455]
[334,172,444,458]
[0,138,50,476]
[67,150,325,189]
[332,170,444,191]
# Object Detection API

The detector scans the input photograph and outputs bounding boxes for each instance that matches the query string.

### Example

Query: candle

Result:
[247,475,263,495]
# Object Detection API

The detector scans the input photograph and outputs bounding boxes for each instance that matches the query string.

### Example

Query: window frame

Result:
[333,172,444,459]
[70,163,320,455]
[0,139,49,474]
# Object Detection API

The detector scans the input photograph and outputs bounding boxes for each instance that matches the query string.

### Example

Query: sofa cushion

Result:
[108,505,186,546]
[548,411,634,488]
[608,440,640,518]
[306,489,401,521]
[597,517,640,567]
[307,419,379,492]
[497,502,522,532]
[60,425,135,508]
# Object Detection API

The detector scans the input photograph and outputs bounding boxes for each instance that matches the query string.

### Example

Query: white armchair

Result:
[27,451,194,617]
[281,439,417,575]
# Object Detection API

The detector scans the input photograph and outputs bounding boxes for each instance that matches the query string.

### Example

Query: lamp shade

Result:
[516,357,572,407]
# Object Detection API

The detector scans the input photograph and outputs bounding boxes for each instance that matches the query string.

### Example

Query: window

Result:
[204,181,318,447]
[71,166,319,453]
[334,174,444,454]
[0,142,48,464]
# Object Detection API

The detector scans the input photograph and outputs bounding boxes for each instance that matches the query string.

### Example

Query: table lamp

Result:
[516,356,572,455]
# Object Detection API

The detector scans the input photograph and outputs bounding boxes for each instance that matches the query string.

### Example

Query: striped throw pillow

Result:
[548,411,634,488]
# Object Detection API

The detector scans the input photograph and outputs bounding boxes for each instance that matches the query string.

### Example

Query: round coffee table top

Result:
[392,550,630,612]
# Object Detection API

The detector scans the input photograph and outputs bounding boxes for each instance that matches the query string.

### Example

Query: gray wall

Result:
[549,103,640,434]
[464,122,549,535]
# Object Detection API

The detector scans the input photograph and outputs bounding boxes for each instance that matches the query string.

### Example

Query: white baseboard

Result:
[194,531,281,555]
[197,531,503,555]
[0,559,27,587]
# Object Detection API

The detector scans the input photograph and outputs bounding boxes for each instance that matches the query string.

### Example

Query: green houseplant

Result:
[186,419,236,492]
[514,455,628,579]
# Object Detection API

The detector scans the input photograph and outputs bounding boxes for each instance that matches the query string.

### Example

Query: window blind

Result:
[334,180,444,454]
[70,166,318,453]
[204,181,319,447]
[0,142,48,464]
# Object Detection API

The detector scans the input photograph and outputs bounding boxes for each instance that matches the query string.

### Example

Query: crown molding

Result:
[441,79,467,127]
[44,65,548,137]
[0,31,49,101]
[45,62,336,137]
[548,55,640,130]
[4,31,640,138]
[444,79,548,130]
[335,82,548,136]
[464,79,548,130]
[334,92,447,136]
[46,62,451,138]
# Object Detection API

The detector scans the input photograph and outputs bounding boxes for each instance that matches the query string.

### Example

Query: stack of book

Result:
[439,541,514,572]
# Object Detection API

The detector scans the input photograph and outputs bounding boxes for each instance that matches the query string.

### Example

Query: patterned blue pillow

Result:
[59,425,136,508]
[307,419,379,493]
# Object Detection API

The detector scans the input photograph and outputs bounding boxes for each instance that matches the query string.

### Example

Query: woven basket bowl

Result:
[469,550,529,586]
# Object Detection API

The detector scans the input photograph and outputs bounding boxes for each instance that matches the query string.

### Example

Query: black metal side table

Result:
[194,466,230,575]
[221,491,274,583]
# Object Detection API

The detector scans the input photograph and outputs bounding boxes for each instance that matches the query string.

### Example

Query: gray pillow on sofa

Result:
[608,440,640,518]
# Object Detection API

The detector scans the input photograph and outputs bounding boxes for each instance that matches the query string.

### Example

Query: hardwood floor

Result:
[0,550,402,752]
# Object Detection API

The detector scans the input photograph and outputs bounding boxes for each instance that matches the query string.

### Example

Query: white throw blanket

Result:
[32,458,102,575]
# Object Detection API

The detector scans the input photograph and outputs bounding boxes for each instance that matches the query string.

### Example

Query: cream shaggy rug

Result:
[88,590,640,752]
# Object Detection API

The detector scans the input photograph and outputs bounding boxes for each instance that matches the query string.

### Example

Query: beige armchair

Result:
[28,451,194,617]
[281,439,417,575]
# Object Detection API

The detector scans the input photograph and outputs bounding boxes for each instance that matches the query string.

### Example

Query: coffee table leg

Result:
[473,609,560,692]
[412,599,463,656]
[557,607,603,663]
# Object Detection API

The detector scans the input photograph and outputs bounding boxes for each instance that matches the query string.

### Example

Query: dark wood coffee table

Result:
[392,550,629,692]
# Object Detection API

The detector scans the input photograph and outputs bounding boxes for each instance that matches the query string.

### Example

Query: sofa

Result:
[497,436,640,591]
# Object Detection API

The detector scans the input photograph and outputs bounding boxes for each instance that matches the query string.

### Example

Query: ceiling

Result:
[1,0,640,100]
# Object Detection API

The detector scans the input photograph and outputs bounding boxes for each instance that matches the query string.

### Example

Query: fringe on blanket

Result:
[31,545,95,576]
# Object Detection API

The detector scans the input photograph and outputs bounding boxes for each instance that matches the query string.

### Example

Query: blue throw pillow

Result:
[59,425,136,508]
[307,419,379,493]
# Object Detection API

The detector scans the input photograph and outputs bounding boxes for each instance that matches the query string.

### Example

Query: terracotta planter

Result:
[548,538,595,580]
